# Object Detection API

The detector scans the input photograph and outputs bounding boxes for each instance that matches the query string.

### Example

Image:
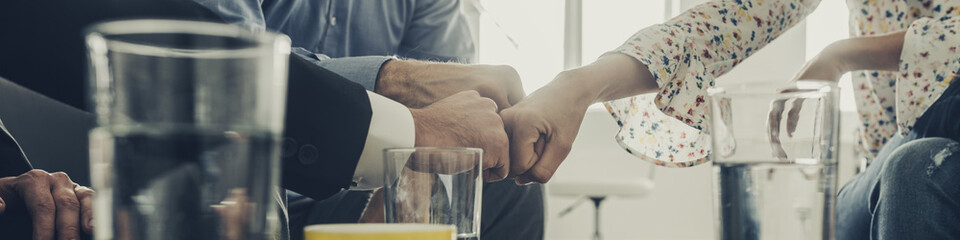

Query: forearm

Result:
[561,0,820,107]
[547,53,659,106]
[829,30,905,73]
[374,59,523,110]
[374,59,434,106]
[374,59,485,100]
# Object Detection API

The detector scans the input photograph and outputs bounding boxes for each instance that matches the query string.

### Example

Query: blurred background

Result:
[461,0,858,239]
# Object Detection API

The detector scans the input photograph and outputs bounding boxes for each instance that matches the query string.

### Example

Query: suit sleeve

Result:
[282,55,376,200]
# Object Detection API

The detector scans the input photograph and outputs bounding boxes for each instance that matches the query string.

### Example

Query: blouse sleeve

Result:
[897,16,960,135]
[603,0,820,167]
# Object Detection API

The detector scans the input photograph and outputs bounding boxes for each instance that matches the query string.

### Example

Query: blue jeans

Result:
[872,137,960,239]
[837,81,960,239]
[838,137,960,240]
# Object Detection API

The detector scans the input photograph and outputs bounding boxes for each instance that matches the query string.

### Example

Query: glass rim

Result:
[383,147,483,154]
[85,19,283,43]
[84,19,290,58]
[707,81,837,99]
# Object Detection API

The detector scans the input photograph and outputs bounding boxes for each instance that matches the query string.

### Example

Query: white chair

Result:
[547,107,656,240]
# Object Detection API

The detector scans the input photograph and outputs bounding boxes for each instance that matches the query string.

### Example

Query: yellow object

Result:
[304,224,456,240]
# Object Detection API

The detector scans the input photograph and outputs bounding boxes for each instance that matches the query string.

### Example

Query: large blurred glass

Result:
[383,148,482,240]
[86,19,291,240]
[707,82,840,240]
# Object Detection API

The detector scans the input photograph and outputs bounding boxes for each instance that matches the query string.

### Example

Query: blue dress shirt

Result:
[193,0,476,90]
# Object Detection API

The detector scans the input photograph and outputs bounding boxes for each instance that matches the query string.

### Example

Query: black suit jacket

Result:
[0,117,30,178]
[0,126,33,240]
[0,0,373,200]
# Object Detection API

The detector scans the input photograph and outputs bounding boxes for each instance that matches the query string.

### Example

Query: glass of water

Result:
[383,148,482,240]
[706,82,840,240]
[86,19,291,240]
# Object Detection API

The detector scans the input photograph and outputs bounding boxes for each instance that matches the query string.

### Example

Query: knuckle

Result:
[50,172,71,181]
[75,186,95,198]
[531,168,554,183]
[56,195,80,209]
[479,98,498,111]
[461,90,480,97]
[62,225,81,235]
[24,169,49,179]
[17,173,43,186]
[496,65,520,77]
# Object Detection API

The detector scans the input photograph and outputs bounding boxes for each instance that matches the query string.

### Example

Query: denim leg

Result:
[835,135,907,240]
[870,138,960,240]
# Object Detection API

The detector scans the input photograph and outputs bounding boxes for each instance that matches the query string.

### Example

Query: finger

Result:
[478,97,500,116]
[18,170,56,240]
[478,84,513,110]
[516,139,572,184]
[74,185,95,233]
[479,99,509,181]
[482,131,510,182]
[50,172,81,240]
[785,98,805,137]
[767,99,788,159]
[0,195,5,216]
[461,90,500,114]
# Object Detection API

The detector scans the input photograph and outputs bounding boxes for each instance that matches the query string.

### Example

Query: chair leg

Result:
[590,196,606,240]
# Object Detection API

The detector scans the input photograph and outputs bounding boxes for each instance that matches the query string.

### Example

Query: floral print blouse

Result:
[604,0,960,166]
[847,0,960,158]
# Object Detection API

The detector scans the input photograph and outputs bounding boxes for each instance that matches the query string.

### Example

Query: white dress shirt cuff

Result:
[351,91,415,190]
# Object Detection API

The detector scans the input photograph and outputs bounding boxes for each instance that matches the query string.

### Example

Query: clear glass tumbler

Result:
[706,82,840,240]
[383,148,483,240]
[86,19,291,240]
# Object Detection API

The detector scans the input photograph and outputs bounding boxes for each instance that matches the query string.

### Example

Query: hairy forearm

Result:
[374,59,429,107]
[373,59,523,110]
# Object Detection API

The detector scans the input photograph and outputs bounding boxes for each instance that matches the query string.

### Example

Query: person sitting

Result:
[498,0,959,238]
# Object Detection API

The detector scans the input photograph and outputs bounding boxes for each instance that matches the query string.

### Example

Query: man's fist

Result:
[0,169,95,240]
[409,91,510,181]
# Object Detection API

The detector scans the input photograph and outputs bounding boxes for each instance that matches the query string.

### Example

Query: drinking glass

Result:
[304,224,456,240]
[383,148,482,240]
[86,19,291,240]
[706,82,840,240]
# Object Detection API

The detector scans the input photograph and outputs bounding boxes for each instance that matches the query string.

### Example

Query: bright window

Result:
[476,0,665,94]
[804,0,856,112]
